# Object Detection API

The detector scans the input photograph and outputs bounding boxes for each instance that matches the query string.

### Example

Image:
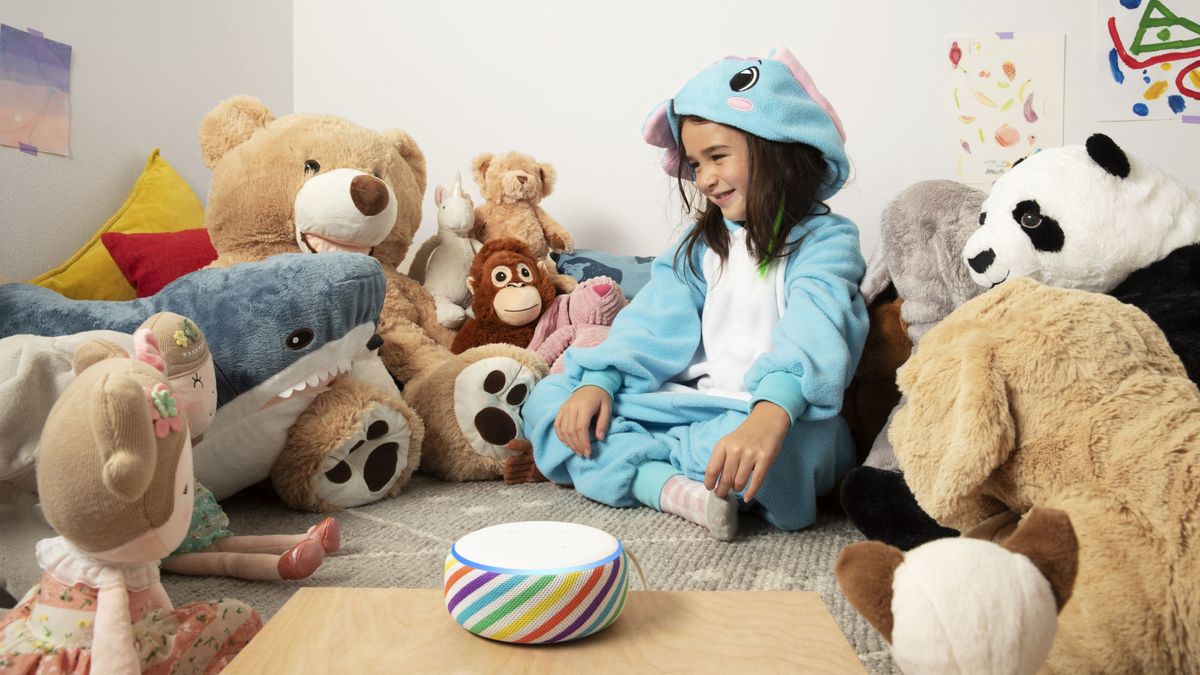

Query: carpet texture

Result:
[4,476,897,673]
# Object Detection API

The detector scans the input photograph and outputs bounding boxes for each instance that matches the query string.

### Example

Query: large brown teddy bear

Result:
[471,151,577,292]
[199,97,550,492]
[890,277,1200,674]
[201,96,454,374]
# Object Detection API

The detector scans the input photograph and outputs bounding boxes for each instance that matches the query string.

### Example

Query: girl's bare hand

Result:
[553,385,612,459]
[705,401,791,502]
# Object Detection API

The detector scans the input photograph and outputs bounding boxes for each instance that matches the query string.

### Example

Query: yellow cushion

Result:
[29,149,204,300]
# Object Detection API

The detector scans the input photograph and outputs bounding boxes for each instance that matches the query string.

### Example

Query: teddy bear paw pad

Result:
[315,403,413,508]
[454,356,541,461]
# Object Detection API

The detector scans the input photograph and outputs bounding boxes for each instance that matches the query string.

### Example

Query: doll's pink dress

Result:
[0,537,261,674]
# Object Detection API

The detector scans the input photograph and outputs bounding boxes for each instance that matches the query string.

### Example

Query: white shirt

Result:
[665,227,786,400]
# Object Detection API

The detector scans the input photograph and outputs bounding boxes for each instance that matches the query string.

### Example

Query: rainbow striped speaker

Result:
[444,521,630,644]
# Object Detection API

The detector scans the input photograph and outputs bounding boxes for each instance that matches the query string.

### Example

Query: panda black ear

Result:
[1085,133,1130,179]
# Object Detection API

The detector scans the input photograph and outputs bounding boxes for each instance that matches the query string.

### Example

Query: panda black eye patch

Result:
[1012,200,1064,253]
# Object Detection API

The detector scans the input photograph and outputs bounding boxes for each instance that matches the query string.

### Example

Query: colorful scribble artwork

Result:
[948,33,1065,186]
[0,25,72,156]
[1098,0,1200,121]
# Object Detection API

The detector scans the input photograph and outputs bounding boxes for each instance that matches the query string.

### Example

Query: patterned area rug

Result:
[3,476,897,673]
[167,475,898,674]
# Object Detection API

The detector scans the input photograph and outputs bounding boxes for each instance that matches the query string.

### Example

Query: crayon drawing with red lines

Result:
[1098,0,1200,121]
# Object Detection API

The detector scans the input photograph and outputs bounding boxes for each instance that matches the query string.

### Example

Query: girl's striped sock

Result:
[659,475,738,541]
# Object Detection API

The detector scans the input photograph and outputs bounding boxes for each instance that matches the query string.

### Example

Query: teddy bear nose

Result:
[350,175,390,216]
[516,175,527,185]
[592,283,612,297]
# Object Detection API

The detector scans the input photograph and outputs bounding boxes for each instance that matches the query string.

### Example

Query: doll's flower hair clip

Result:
[174,318,199,348]
[146,383,183,439]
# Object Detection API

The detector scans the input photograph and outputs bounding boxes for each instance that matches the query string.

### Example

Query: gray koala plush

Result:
[843,179,986,550]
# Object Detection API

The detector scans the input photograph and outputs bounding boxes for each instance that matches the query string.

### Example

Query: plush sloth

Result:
[451,238,557,354]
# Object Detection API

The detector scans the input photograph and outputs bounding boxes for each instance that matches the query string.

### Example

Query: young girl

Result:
[524,47,868,540]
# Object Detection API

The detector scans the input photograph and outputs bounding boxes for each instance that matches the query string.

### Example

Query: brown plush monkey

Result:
[451,238,557,354]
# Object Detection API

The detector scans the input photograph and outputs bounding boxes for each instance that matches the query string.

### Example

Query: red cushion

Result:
[101,228,218,297]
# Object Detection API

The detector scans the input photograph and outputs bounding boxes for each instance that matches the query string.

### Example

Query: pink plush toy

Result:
[528,276,628,373]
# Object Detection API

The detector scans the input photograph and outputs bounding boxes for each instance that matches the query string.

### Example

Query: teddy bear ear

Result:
[382,129,427,197]
[73,340,129,376]
[1000,507,1079,612]
[92,373,159,502]
[472,153,494,187]
[198,95,275,169]
[538,162,557,197]
[835,541,904,643]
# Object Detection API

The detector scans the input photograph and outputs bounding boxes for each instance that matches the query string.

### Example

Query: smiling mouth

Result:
[503,305,538,313]
[989,273,1011,289]
[710,190,734,203]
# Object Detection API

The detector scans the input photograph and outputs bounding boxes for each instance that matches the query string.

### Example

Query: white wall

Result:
[295,0,1199,264]
[0,1,293,282]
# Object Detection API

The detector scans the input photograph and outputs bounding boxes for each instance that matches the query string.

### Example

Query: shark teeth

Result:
[277,359,352,399]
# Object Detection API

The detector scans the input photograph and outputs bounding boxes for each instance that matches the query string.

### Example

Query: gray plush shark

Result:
[0,252,391,498]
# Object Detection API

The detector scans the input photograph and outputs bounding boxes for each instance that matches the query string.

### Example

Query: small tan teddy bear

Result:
[471,151,577,292]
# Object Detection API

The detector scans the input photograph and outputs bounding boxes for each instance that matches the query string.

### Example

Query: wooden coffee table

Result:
[225,588,865,673]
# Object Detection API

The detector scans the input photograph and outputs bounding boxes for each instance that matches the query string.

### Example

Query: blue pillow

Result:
[554,249,656,298]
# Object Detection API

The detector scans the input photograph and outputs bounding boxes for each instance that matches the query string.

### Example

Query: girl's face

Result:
[681,119,750,222]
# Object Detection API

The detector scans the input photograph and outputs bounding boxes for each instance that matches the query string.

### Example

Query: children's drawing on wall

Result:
[1098,0,1200,121]
[0,25,72,156]
[947,33,1065,187]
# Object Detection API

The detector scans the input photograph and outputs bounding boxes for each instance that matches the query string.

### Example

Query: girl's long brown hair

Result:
[673,117,832,280]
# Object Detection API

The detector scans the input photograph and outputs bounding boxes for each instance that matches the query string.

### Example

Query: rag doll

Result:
[0,331,261,673]
[138,313,342,582]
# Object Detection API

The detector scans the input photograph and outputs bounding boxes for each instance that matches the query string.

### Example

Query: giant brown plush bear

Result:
[199,97,550,489]
[891,278,1200,674]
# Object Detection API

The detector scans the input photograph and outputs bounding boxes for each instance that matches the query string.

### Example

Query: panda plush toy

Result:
[855,133,1200,552]
[962,132,1200,379]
